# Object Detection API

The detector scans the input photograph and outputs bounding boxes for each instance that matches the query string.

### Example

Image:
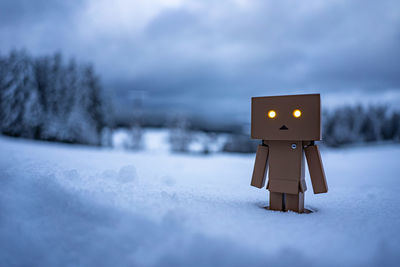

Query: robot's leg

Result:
[269,192,284,211]
[285,192,304,213]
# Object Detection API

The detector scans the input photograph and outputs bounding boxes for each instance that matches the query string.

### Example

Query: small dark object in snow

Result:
[250,94,328,213]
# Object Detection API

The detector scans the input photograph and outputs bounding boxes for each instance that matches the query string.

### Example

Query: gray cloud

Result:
[1,0,399,122]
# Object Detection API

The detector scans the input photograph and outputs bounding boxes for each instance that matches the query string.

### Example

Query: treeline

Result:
[323,105,400,147]
[0,50,108,145]
[220,105,400,153]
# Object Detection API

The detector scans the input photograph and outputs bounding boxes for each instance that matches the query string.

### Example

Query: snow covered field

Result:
[1,136,399,267]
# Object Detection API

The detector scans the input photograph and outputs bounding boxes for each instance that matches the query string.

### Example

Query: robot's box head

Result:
[251,94,321,141]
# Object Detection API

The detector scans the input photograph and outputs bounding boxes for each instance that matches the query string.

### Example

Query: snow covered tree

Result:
[0,50,109,145]
[0,50,39,137]
[381,111,400,141]
[169,115,192,153]
[222,133,258,153]
[323,106,362,146]
[358,106,384,142]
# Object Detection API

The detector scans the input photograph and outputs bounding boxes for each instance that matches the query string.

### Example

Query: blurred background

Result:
[1,0,400,153]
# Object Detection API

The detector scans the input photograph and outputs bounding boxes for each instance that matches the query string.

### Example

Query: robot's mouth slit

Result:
[279,125,289,130]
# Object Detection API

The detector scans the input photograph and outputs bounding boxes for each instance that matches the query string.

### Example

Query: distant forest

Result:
[0,50,108,145]
[323,106,400,147]
[1,50,400,150]
[223,105,400,152]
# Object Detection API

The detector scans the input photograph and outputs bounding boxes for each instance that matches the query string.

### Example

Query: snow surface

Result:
[1,136,400,267]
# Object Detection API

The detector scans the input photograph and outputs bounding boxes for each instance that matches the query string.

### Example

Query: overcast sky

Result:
[1,0,399,122]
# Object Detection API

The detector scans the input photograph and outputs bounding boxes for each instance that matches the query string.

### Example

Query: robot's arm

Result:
[304,142,328,194]
[251,141,269,188]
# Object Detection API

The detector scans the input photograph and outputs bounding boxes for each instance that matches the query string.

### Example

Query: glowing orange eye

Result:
[293,109,302,118]
[268,110,276,119]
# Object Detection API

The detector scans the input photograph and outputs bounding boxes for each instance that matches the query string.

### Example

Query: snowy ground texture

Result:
[1,135,400,267]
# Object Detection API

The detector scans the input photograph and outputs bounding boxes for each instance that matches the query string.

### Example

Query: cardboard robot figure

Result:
[250,94,328,213]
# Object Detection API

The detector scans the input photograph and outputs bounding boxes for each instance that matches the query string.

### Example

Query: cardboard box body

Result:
[266,140,307,194]
[250,93,327,197]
